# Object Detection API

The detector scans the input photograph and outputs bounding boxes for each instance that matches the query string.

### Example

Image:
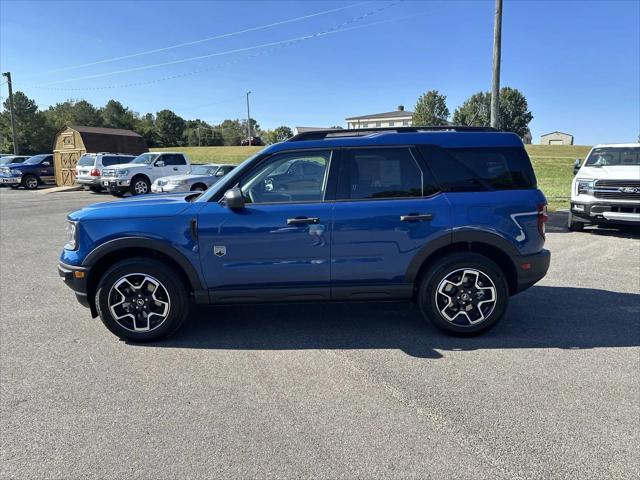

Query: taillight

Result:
[90,168,100,176]
[537,204,548,239]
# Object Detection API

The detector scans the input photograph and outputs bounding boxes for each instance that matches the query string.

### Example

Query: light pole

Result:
[246,91,252,144]
[490,0,503,129]
[2,71,18,154]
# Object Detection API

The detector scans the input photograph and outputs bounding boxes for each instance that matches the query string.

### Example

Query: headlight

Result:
[116,170,129,176]
[64,221,78,250]
[9,169,21,176]
[576,178,595,195]
[168,180,187,186]
[0,167,8,174]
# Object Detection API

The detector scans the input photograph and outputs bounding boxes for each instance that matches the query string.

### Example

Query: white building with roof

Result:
[346,105,414,129]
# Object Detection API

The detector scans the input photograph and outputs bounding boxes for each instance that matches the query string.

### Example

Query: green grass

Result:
[153,144,593,211]
[151,146,261,165]
[525,145,592,210]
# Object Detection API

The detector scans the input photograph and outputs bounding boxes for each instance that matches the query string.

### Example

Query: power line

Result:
[30,1,401,88]
[37,2,371,76]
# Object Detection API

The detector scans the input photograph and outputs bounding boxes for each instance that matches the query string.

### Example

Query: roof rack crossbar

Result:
[287,126,498,142]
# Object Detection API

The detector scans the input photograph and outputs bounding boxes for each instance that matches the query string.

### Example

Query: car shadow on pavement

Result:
[547,211,640,238]
[137,286,640,359]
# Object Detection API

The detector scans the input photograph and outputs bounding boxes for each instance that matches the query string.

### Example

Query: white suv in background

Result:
[75,153,136,192]
[569,143,640,231]
[101,152,191,196]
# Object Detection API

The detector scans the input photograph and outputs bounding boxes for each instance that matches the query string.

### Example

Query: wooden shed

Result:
[53,125,148,186]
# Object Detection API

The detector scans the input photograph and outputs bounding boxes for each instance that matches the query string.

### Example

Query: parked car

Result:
[241,136,264,146]
[0,155,30,166]
[569,143,640,231]
[75,153,136,192]
[0,154,54,189]
[59,126,550,342]
[151,163,235,193]
[264,159,325,192]
[100,152,191,196]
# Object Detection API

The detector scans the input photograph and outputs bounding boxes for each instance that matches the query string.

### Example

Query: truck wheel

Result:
[22,175,39,190]
[418,253,508,336]
[567,212,584,232]
[130,176,150,195]
[89,186,103,193]
[95,257,190,342]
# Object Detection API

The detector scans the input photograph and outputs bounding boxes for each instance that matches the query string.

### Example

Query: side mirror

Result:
[42,161,50,166]
[223,187,245,209]
[155,160,165,167]
[573,159,581,175]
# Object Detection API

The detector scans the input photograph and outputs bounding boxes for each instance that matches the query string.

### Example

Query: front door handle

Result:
[287,216,320,225]
[400,213,433,222]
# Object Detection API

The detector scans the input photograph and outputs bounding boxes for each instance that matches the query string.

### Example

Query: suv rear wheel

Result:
[130,176,150,195]
[95,257,190,342]
[418,253,508,335]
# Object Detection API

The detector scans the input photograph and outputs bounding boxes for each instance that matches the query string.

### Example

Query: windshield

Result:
[191,165,218,175]
[585,147,640,167]
[77,154,96,167]
[130,153,159,165]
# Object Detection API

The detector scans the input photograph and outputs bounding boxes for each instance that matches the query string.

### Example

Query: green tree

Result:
[452,91,491,127]
[133,113,158,147]
[263,125,293,144]
[413,90,450,126]
[0,91,54,154]
[100,100,135,130]
[219,119,244,146]
[452,88,533,137]
[155,109,186,147]
[44,99,102,129]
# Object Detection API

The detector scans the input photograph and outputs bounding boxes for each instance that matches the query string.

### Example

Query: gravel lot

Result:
[1,187,639,479]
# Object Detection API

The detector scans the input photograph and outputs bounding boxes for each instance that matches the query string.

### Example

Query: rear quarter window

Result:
[419,146,537,191]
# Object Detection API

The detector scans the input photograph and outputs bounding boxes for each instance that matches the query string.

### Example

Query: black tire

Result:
[22,174,39,190]
[129,176,150,195]
[190,183,207,192]
[110,190,126,197]
[9,185,19,189]
[89,186,103,193]
[418,253,509,336]
[567,212,585,231]
[95,257,190,342]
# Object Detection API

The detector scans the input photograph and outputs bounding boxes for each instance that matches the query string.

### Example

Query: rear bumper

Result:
[571,202,640,224]
[514,249,550,294]
[76,177,102,186]
[58,262,91,309]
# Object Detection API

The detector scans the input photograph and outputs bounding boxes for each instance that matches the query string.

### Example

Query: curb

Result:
[39,185,84,194]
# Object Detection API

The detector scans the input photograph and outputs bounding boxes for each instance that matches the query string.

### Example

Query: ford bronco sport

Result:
[59,127,550,341]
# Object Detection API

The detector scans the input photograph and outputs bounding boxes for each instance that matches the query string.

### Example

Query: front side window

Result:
[131,153,159,165]
[165,154,187,166]
[240,150,331,204]
[24,154,51,165]
[337,148,424,200]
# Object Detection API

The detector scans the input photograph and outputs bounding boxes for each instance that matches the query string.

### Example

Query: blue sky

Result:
[1,0,638,145]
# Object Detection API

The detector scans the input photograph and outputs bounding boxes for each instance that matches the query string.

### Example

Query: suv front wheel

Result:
[95,257,190,342]
[418,253,508,336]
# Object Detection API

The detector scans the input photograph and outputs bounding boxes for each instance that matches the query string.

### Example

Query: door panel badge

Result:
[213,245,227,257]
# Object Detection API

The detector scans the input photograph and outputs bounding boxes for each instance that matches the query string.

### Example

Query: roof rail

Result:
[287,125,498,142]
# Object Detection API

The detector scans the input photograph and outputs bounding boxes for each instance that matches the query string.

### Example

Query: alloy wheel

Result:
[434,268,497,326]
[25,177,38,189]
[134,180,148,194]
[108,273,171,332]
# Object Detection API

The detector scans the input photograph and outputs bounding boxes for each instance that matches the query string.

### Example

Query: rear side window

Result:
[337,147,428,200]
[419,146,537,191]
[101,156,133,167]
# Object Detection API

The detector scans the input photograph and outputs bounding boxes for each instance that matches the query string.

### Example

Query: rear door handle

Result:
[400,213,433,222]
[287,217,320,225]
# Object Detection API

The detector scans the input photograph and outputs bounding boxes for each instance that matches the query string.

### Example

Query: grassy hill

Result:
[152,144,593,210]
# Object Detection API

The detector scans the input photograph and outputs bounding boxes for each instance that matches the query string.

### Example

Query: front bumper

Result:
[514,249,550,294]
[102,178,131,188]
[570,202,640,224]
[0,175,21,185]
[151,184,186,193]
[58,261,91,309]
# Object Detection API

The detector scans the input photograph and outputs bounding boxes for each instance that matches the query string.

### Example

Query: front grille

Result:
[594,180,640,200]
[156,179,167,186]
[102,169,116,177]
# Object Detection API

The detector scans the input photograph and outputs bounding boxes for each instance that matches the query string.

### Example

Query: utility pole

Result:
[246,91,252,144]
[2,71,18,154]
[490,0,502,129]
[197,126,201,147]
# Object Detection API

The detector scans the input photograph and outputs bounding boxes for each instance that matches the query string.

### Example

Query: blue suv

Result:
[59,127,550,341]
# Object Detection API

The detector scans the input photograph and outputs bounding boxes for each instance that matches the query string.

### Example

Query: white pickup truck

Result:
[101,152,191,197]
[569,143,640,231]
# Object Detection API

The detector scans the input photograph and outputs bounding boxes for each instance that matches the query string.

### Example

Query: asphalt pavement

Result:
[1,187,639,479]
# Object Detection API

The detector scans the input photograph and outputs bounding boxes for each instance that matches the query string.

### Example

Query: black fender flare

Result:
[82,236,204,291]
[404,229,519,283]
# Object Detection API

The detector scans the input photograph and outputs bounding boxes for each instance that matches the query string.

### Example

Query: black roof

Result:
[287,126,498,142]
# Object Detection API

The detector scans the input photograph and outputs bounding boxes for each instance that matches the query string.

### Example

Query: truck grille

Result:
[594,180,640,200]
[102,169,116,177]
